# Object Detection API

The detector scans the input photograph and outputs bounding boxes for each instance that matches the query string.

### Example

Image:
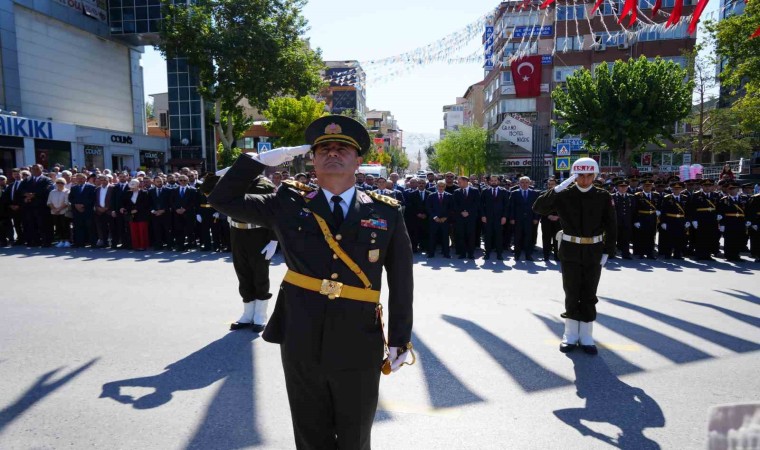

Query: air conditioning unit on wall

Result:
[618,42,630,49]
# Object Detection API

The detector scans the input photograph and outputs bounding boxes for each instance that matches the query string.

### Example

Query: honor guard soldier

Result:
[718,181,749,262]
[745,192,760,262]
[686,179,720,260]
[659,181,689,259]
[200,174,278,332]
[533,158,617,355]
[208,115,415,450]
[612,179,636,259]
[632,179,660,259]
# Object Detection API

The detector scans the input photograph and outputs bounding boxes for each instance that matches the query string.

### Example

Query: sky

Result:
[140,0,722,166]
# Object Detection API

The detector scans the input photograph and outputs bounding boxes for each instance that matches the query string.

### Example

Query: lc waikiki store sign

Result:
[0,114,76,142]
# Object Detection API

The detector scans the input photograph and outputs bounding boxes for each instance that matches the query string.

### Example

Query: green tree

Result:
[145,100,154,119]
[435,126,493,174]
[211,104,253,169]
[386,146,409,173]
[552,56,693,175]
[216,141,241,169]
[157,0,324,155]
[262,96,326,172]
[424,144,439,172]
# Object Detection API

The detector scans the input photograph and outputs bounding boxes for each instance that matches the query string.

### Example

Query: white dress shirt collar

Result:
[321,186,355,217]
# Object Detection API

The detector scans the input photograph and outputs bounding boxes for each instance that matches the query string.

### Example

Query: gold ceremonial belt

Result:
[284,270,380,303]
[561,234,604,244]
[229,219,261,230]
[199,204,213,208]
[666,214,685,218]
[696,208,715,212]
[637,210,656,214]
[724,213,745,218]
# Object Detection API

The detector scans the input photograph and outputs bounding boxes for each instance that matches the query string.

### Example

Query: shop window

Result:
[84,145,105,170]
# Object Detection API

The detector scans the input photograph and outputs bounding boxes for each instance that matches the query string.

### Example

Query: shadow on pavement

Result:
[715,289,760,306]
[603,297,760,354]
[0,358,99,434]
[680,300,760,329]
[100,332,261,449]
[441,315,571,392]
[411,332,483,409]
[553,353,664,449]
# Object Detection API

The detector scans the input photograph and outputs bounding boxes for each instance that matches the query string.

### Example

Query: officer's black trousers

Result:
[723,222,747,260]
[632,222,656,257]
[616,225,632,256]
[560,261,601,322]
[281,347,380,450]
[541,220,561,258]
[454,216,476,256]
[693,222,719,259]
[230,228,271,301]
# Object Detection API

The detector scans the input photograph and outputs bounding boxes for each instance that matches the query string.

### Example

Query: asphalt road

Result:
[0,246,758,450]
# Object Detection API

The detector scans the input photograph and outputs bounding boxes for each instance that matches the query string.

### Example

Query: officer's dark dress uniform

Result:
[718,183,749,261]
[632,186,660,258]
[612,181,636,258]
[208,116,413,450]
[686,180,720,260]
[659,183,689,259]
[539,188,562,261]
[534,184,617,323]
[746,193,760,261]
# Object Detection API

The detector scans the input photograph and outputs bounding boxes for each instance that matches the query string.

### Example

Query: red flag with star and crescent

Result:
[511,55,542,98]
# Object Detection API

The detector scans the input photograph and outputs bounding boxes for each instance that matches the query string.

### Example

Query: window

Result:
[555,36,585,52]
[499,98,537,113]
[598,0,620,15]
[554,65,584,82]
[557,5,586,20]
[159,112,168,128]
[638,22,688,41]
[594,32,625,46]
[243,137,254,149]
[502,71,513,84]
[502,41,538,59]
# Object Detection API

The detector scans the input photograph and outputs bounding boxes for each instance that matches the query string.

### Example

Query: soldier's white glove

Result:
[661,223,667,230]
[212,212,220,219]
[753,225,758,231]
[656,210,661,217]
[216,166,230,177]
[692,221,698,229]
[388,347,409,372]
[717,214,723,221]
[600,254,609,267]
[196,214,202,223]
[685,221,690,229]
[746,221,752,227]
[554,174,577,193]
[260,240,278,260]
[253,145,311,167]
[719,225,725,233]
[634,222,641,229]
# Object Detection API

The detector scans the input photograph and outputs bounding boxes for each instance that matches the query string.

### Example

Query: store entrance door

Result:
[0,148,16,176]
[111,155,134,173]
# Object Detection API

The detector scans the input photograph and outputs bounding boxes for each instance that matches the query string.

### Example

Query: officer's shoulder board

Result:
[367,189,401,208]
[283,179,315,196]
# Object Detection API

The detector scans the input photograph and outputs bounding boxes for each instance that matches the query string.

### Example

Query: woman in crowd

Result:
[124,179,151,251]
[720,164,735,181]
[47,178,71,248]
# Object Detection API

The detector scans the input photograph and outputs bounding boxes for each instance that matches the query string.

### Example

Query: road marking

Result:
[544,339,641,352]
[378,400,463,418]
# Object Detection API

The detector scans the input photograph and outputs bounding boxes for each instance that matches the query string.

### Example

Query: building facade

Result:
[366,110,403,151]
[441,98,467,139]
[321,61,367,121]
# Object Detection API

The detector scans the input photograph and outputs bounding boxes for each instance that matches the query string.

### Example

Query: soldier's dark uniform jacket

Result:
[208,154,413,370]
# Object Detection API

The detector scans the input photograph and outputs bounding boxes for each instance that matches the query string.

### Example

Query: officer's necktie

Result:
[331,195,344,229]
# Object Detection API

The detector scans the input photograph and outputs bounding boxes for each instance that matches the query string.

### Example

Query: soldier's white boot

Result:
[579,321,598,355]
[230,302,255,330]
[560,319,580,353]
[251,299,269,333]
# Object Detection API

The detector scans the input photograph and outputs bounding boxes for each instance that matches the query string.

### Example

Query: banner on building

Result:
[483,26,495,71]
[54,0,107,23]
[641,152,652,166]
[496,114,532,151]
[510,55,542,98]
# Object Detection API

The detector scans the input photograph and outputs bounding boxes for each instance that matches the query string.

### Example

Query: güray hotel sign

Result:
[0,114,76,141]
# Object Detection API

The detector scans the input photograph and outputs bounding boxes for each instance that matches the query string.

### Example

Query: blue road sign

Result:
[257,142,272,153]
[557,144,571,156]
[556,157,570,171]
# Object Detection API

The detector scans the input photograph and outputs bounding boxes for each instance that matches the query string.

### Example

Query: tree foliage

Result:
[424,144,439,172]
[157,0,324,153]
[552,56,693,174]
[262,96,327,146]
[435,126,494,174]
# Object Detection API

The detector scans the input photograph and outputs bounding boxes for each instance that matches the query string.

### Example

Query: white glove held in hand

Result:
[634,222,641,229]
[717,215,723,221]
[196,214,202,223]
[253,145,311,167]
[656,210,661,217]
[753,225,758,231]
[388,347,409,372]
[600,254,609,267]
[260,240,278,260]
[554,174,578,193]
[719,225,725,233]
[692,221,698,229]
[746,221,752,227]
[685,221,690,229]
[212,212,220,219]
[661,223,667,230]
[216,166,230,177]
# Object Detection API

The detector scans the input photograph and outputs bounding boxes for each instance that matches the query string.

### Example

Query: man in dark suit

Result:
[6,168,24,244]
[170,174,197,251]
[110,172,132,249]
[69,173,97,247]
[453,175,480,259]
[480,175,509,260]
[425,179,453,258]
[540,178,562,261]
[148,176,173,250]
[404,178,429,253]
[20,165,54,247]
[93,175,113,247]
[0,176,11,246]
[509,176,540,261]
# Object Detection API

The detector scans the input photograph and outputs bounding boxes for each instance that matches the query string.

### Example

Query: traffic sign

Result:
[257,142,272,153]
[556,157,570,171]
[557,144,570,156]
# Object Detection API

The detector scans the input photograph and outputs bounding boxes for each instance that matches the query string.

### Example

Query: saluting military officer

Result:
[208,115,414,450]
[533,158,617,355]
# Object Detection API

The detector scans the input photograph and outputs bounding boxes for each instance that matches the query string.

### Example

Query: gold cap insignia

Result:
[325,123,342,134]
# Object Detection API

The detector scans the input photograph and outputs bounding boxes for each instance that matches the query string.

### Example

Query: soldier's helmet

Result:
[570,158,599,176]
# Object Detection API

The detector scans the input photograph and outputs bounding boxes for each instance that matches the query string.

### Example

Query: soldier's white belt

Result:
[561,233,604,245]
[228,218,261,230]
[283,270,380,303]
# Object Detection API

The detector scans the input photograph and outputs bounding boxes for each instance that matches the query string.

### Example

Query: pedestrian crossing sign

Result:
[257,142,272,153]
[557,144,570,156]
[556,157,570,171]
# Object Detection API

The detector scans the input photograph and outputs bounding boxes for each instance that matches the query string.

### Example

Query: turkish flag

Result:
[511,55,542,98]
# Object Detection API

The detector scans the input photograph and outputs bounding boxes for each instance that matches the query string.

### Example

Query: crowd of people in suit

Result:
[1,164,758,263]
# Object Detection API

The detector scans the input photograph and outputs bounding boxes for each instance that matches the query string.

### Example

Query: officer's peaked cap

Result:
[305,115,371,156]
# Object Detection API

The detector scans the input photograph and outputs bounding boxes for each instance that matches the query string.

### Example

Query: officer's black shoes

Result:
[458,254,466,259]
[251,323,265,333]
[525,255,534,261]
[230,322,253,331]
[581,345,598,355]
[496,254,504,260]
[559,342,577,353]
[483,253,490,260]
[468,254,475,259]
